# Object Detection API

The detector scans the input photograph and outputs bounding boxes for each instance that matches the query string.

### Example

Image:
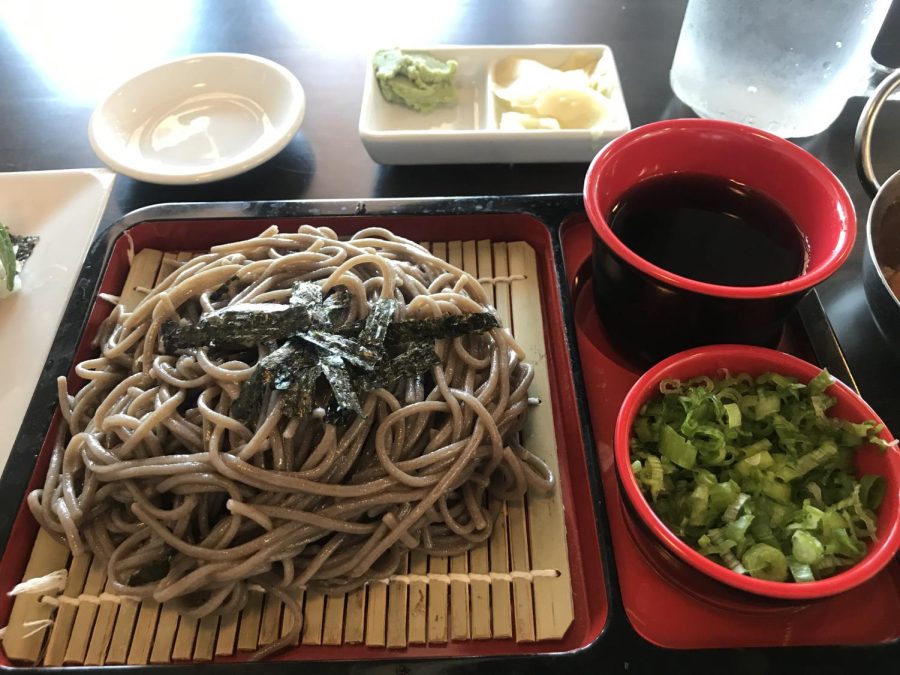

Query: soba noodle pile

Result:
[27,225,552,657]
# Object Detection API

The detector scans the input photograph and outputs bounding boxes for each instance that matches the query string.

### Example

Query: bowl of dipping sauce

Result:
[583,119,855,366]
[615,344,900,600]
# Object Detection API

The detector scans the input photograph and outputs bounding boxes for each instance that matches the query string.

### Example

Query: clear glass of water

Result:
[670,0,895,138]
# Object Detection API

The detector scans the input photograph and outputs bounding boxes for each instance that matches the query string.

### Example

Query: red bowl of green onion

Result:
[615,345,900,600]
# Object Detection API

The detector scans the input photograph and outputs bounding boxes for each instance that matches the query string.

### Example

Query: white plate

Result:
[89,53,306,185]
[0,169,115,472]
[359,44,631,165]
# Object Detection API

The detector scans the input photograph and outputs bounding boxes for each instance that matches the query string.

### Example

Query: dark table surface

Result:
[1,1,900,672]
[3,1,899,426]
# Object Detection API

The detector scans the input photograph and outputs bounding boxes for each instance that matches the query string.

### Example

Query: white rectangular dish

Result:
[359,44,631,165]
[0,169,115,472]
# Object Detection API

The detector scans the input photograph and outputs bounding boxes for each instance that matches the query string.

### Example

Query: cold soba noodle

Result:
[27,226,552,658]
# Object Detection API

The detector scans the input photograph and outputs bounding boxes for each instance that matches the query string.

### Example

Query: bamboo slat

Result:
[1,530,69,663]
[491,242,536,643]
[406,552,428,645]
[508,243,574,641]
[386,555,409,648]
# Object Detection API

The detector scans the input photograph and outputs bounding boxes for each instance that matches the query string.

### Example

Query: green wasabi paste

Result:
[373,49,458,113]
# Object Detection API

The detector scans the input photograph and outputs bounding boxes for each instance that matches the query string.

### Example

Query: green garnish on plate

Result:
[0,223,16,292]
[630,369,893,582]
[0,222,39,294]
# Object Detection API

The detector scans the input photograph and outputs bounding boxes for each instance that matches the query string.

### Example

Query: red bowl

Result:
[614,344,900,600]
[584,119,856,300]
[584,119,857,366]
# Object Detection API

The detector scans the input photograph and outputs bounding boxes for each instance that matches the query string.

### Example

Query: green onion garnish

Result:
[630,369,891,582]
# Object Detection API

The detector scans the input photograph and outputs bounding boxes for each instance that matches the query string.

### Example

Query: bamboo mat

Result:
[2,238,573,665]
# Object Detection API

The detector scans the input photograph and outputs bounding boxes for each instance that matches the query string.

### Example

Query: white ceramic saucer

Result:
[89,53,305,184]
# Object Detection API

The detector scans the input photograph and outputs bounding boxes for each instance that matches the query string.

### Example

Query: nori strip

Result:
[291,282,350,328]
[318,288,352,327]
[280,364,324,418]
[340,311,500,346]
[289,281,322,307]
[163,285,352,353]
[386,311,500,344]
[319,352,362,415]
[265,340,316,390]
[298,330,378,369]
[359,341,439,390]
[231,368,267,423]
[162,303,319,352]
[358,298,397,349]
[231,339,316,421]
[323,399,356,427]
[178,279,499,428]
[10,234,38,263]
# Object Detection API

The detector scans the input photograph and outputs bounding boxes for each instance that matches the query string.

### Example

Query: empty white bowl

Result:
[89,53,305,184]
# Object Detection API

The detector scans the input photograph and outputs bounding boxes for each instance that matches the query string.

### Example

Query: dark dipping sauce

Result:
[609,174,809,287]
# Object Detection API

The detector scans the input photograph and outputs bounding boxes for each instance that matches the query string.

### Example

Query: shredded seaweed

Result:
[163,282,352,352]
[358,298,398,348]
[319,352,362,415]
[386,312,500,345]
[280,364,325,418]
[291,282,351,327]
[194,283,498,425]
[162,303,317,351]
[10,234,38,263]
[359,341,441,390]
[298,330,378,369]
[0,225,39,293]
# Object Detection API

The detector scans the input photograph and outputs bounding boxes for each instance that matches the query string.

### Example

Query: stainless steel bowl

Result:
[856,69,900,340]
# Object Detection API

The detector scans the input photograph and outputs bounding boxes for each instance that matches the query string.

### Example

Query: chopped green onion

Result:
[687,485,710,526]
[723,493,750,522]
[724,402,742,428]
[859,474,885,510]
[630,369,887,583]
[807,370,835,395]
[660,378,682,394]
[762,479,792,505]
[659,424,697,470]
[705,529,746,574]
[736,447,774,476]
[792,530,825,564]
[789,561,815,583]
[637,455,665,500]
[755,391,782,419]
[742,543,789,581]
[724,513,754,544]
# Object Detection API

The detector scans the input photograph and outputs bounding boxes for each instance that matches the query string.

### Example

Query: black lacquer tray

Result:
[0,195,896,674]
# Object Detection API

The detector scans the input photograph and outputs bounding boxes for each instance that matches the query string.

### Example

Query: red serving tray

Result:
[561,215,900,649]
[0,213,606,665]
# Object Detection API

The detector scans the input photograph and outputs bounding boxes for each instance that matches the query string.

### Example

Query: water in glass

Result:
[670,0,894,138]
